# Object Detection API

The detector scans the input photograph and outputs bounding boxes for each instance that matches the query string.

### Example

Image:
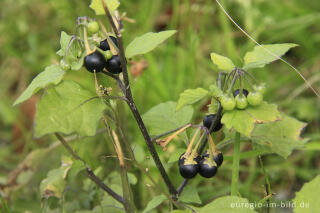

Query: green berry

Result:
[235,95,248,109]
[220,95,236,111]
[247,92,263,106]
[88,21,99,34]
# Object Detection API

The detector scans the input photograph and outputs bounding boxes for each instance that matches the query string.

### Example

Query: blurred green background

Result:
[0,0,319,212]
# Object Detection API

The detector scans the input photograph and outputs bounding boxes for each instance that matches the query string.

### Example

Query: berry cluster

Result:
[84,20,122,74]
[219,85,265,111]
[60,17,123,75]
[178,115,224,179]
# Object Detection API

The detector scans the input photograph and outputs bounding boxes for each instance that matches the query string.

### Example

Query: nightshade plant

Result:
[11,0,318,213]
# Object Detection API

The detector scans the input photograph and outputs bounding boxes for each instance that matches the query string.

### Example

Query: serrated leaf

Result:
[243,43,298,70]
[142,101,193,136]
[142,194,167,213]
[195,196,258,213]
[210,52,235,72]
[221,102,281,137]
[89,0,120,15]
[251,115,307,158]
[13,65,65,106]
[294,175,320,213]
[179,185,202,204]
[34,81,106,138]
[125,30,176,58]
[176,88,209,111]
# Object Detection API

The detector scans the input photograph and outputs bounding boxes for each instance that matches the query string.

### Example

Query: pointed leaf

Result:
[221,102,281,137]
[89,0,120,15]
[252,115,307,158]
[176,88,209,111]
[142,101,193,136]
[13,65,65,106]
[210,52,235,72]
[126,30,177,58]
[294,175,320,213]
[142,194,167,213]
[34,81,106,138]
[243,43,298,70]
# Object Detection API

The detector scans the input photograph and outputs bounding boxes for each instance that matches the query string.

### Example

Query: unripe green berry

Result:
[88,21,99,34]
[220,95,236,111]
[247,92,263,106]
[235,95,248,109]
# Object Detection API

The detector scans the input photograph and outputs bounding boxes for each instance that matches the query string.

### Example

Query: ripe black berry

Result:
[99,36,118,51]
[84,51,107,73]
[233,89,249,97]
[199,158,218,178]
[106,55,122,74]
[203,114,223,132]
[213,151,223,167]
[179,154,199,179]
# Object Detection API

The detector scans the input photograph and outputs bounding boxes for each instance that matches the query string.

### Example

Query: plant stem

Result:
[54,133,124,205]
[112,130,136,213]
[231,132,241,196]
[101,1,177,197]
[258,155,272,213]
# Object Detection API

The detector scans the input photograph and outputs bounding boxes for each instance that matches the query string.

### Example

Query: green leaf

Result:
[294,175,320,213]
[176,88,209,111]
[34,81,106,138]
[142,194,167,213]
[210,52,235,72]
[170,210,192,213]
[56,31,72,57]
[179,185,202,204]
[142,101,193,136]
[125,30,177,58]
[251,115,307,158]
[13,65,65,106]
[221,102,281,137]
[89,0,120,15]
[195,196,258,213]
[243,43,298,70]
[168,148,186,163]
[40,159,73,198]
[57,31,84,70]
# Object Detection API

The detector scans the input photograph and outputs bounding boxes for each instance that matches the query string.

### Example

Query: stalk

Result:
[231,132,241,196]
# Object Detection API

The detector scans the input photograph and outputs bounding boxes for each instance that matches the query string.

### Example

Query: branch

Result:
[55,133,124,204]
[101,1,178,197]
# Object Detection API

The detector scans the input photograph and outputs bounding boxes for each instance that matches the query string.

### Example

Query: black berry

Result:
[99,36,118,51]
[213,151,223,167]
[106,55,122,74]
[199,158,218,178]
[233,89,249,97]
[84,51,107,73]
[203,114,223,132]
[178,154,199,179]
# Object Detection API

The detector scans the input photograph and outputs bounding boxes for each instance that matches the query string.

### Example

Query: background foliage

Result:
[0,0,319,212]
